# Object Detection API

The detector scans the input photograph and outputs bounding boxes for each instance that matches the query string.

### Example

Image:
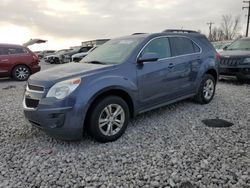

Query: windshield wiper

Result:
[85,60,106,65]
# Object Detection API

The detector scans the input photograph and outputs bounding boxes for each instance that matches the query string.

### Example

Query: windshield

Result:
[80,38,143,64]
[227,39,250,50]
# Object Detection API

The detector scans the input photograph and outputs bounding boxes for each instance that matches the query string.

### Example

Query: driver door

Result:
[136,37,174,108]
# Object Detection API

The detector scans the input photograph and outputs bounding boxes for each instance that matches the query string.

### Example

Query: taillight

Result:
[32,54,39,62]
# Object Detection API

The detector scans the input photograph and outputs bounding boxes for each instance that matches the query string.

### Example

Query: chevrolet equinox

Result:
[23,30,219,142]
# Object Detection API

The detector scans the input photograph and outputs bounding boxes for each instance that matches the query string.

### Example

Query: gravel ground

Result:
[0,62,249,188]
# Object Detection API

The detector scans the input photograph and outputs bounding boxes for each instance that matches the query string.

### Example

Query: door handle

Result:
[168,63,175,68]
[1,59,8,62]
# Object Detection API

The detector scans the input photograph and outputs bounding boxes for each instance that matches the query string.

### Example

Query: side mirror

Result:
[137,53,160,64]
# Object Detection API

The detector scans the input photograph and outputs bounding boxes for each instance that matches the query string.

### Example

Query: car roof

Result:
[115,31,203,41]
[0,43,24,48]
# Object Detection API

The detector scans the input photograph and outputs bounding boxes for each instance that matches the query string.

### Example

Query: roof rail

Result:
[132,33,147,35]
[163,29,199,34]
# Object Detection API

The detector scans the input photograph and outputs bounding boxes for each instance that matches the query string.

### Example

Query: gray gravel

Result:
[0,63,249,188]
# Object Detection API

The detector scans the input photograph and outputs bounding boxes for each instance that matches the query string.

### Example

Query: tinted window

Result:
[79,47,91,53]
[0,47,8,55]
[8,47,28,54]
[169,37,198,56]
[141,37,171,59]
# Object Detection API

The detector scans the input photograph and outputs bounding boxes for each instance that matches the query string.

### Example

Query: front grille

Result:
[220,57,243,67]
[25,98,39,108]
[28,84,44,92]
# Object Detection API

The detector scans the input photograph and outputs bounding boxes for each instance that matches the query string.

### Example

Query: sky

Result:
[0,0,246,51]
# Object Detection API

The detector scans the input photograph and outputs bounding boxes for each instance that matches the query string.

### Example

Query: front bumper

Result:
[23,85,86,140]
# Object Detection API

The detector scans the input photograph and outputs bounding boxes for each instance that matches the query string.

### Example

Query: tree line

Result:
[209,14,241,42]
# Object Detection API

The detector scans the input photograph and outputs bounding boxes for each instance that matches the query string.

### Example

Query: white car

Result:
[71,46,98,62]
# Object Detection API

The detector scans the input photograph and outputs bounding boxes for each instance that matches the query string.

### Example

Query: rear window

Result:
[0,47,8,55]
[169,37,200,56]
[8,47,28,55]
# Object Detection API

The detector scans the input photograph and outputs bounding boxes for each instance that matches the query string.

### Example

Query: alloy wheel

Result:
[98,104,125,136]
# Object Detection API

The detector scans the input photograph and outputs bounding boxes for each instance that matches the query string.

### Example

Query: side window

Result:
[79,47,90,53]
[8,47,28,55]
[169,37,199,56]
[0,47,8,55]
[141,37,171,59]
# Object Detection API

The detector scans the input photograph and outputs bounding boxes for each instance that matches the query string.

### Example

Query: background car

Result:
[63,46,93,62]
[0,43,40,81]
[37,50,56,59]
[212,40,233,52]
[44,49,71,64]
[71,46,99,62]
[219,37,250,80]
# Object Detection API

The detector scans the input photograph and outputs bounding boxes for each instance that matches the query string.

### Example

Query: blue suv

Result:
[23,30,219,142]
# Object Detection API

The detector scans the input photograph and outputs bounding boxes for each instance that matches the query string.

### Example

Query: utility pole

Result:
[207,22,214,41]
[243,0,250,37]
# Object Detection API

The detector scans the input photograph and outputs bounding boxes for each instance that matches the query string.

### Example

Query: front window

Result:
[141,37,171,59]
[81,38,143,64]
[227,39,250,50]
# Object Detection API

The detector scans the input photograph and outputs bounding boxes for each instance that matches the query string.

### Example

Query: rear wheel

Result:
[194,74,216,104]
[12,65,31,81]
[88,96,130,143]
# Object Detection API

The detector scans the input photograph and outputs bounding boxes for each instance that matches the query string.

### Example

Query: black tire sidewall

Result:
[12,65,31,81]
[89,96,130,142]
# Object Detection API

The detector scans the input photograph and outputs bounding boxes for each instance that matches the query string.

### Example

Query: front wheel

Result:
[88,96,130,143]
[194,74,216,104]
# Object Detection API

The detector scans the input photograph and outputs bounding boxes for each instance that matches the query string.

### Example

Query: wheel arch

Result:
[84,87,135,128]
[205,68,218,82]
[11,64,31,78]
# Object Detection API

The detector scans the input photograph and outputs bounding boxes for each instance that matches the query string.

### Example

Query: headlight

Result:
[242,58,250,64]
[46,78,81,99]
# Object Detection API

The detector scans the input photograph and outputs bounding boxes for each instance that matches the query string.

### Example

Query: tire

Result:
[88,96,130,143]
[12,65,31,81]
[194,74,216,104]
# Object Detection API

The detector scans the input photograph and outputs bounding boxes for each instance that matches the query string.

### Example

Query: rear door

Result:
[8,47,33,68]
[168,36,202,95]
[0,47,11,77]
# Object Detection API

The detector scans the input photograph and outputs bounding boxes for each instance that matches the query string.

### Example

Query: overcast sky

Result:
[0,0,245,51]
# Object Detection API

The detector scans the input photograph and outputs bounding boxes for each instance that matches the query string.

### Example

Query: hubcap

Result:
[203,79,214,100]
[15,66,29,80]
[98,104,125,136]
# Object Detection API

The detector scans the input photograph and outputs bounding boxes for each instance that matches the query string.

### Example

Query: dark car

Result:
[23,30,218,142]
[64,46,93,62]
[0,44,40,81]
[219,37,250,80]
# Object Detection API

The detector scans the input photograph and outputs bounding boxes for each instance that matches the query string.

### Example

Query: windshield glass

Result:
[227,39,250,50]
[80,38,143,64]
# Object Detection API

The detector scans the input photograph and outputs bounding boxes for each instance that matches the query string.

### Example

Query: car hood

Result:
[29,62,113,88]
[220,50,250,57]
